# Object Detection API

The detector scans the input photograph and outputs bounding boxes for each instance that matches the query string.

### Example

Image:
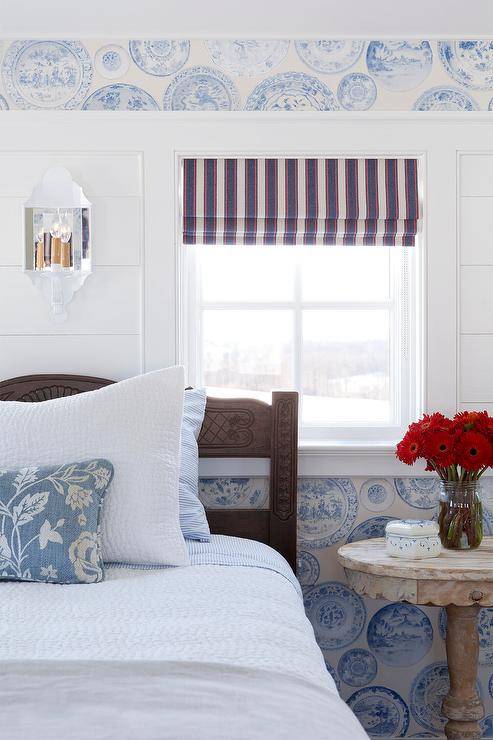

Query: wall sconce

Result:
[23,166,91,321]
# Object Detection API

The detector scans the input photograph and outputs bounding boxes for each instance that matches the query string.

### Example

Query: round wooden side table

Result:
[337,537,493,740]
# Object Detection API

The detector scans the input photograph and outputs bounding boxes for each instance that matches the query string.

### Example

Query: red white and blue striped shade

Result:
[182,157,421,246]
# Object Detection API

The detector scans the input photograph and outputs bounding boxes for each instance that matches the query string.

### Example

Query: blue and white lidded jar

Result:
[385,519,441,559]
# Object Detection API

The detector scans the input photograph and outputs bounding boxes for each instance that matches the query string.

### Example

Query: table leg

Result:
[442,604,484,739]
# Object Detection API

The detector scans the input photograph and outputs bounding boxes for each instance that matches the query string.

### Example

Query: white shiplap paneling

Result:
[461,266,493,334]
[460,197,493,265]
[0,266,140,335]
[0,334,141,379]
[461,155,493,197]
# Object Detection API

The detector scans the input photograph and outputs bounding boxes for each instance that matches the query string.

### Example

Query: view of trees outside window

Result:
[195,247,398,427]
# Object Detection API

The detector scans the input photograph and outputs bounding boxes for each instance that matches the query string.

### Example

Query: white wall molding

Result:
[1,0,491,39]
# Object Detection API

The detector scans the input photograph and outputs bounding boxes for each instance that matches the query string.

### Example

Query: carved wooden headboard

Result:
[0,374,298,569]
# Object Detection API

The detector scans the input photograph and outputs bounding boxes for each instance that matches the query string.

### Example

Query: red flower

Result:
[456,431,492,472]
[454,410,490,434]
[423,431,456,468]
[396,431,422,465]
[413,413,454,439]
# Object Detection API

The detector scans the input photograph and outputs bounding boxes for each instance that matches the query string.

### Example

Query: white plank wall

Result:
[459,154,493,412]
[0,151,143,380]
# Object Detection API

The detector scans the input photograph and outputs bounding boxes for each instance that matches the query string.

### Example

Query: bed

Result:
[0,374,368,740]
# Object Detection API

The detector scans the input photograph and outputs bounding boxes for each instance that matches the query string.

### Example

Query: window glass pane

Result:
[198,247,295,302]
[302,309,391,424]
[202,310,293,396]
[301,247,390,301]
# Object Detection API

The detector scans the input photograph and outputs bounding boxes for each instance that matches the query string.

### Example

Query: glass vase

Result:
[438,481,483,550]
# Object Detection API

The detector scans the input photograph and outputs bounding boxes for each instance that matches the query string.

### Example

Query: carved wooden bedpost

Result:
[270,392,299,569]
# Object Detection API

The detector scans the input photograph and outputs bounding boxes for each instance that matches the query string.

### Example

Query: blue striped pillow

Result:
[179,389,210,541]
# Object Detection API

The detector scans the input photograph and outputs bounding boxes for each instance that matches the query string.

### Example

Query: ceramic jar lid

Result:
[385,519,439,536]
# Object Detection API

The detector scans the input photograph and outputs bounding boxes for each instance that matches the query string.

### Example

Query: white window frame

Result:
[179,232,423,446]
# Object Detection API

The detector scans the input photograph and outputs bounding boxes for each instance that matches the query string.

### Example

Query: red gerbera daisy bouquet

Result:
[396,411,493,550]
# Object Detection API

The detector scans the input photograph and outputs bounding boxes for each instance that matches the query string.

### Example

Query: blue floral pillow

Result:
[0,459,114,584]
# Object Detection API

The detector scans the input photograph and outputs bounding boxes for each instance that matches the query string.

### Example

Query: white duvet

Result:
[0,536,368,740]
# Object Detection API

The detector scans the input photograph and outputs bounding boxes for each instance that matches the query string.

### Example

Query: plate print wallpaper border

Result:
[0,39,493,111]
[199,474,493,738]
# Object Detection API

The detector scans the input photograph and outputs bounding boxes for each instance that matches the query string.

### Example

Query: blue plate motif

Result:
[298,478,358,549]
[366,40,433,92]
[82,84,159,111]
[245,72,339,111]
[347,686,410,737]
[0,94,8,110]
[95,45,129,80]
[394,478,441,509]
[439,41,493,91]
[410,662,450,732]
[347,516,395,544]
[199,478,269,509]
[296,551,320,586]
[295,40,364,74]
[413,86,479,111]
[482,715,493,737]
[303,581,366,650]
[2,40,92,109]
[337,73,377,111]
[489,97,493,111]
[359,478,395,512]
[163,66,239,111]
[205,40,289,77]
[325,660,341,691]
[367,603,433,666]
[337,648,377,687]
[489,673,493,699]
[129,40,190,77]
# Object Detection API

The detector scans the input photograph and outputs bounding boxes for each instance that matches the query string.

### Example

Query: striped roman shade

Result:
[182,157,421,246]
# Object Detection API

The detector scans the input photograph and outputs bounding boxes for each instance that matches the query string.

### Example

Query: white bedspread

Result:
[0,536,368,740]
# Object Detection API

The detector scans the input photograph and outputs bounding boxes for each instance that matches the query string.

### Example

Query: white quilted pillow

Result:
[0,367,189,567]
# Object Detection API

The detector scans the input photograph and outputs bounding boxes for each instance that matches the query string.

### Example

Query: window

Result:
[182,244,421,444]
[180,156,422,444]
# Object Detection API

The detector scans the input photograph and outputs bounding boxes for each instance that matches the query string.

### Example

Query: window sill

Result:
[298,440,398,456]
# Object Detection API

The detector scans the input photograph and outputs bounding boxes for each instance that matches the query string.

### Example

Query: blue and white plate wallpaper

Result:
[296,550,320,586]
[129,40,190,77]
[303,581,366,650]
[394,477,441,509]
[82,84,159,111]
[95,45,130,80]
[347,686,410,737]
[199,477,269,509]
[295,41,365,75]
[338,648,378,687]
[337,73,377,111]
[410,662,450,732]
[2,40,92,109]
[439,41,493,91]
[413,86,479,111]
[163,65,239,110]
[347,516,395,543]
[359,478,395,512]
[205,40,289,77]
[298,478,358,549]
[1,38,493,110]
[367,603,433,666]
[366,41,433,92]
[245,71,339,111]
